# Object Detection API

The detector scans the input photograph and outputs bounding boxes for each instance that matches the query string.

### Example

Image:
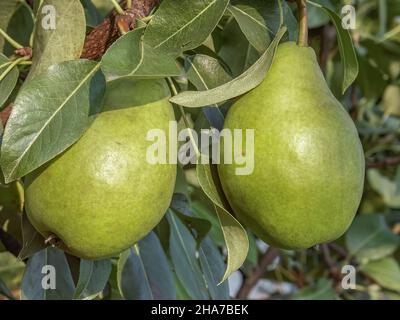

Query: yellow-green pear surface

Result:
[218,42,365,249]
[25,83,176,259]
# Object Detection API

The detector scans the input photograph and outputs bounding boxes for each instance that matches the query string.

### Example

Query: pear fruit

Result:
[24,80,176,259]
[218,42,365,249]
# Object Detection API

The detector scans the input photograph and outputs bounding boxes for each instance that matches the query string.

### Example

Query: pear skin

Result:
[218,42,365,249]
[25,98,176,259]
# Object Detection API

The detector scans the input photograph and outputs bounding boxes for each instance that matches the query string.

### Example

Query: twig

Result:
[367,155,400,169]
[296,0,308,46]
[328,243,348,259]
[321,243,339,280]
[0,104,13,127]
[236,247,280,300]
[81,0,161,60]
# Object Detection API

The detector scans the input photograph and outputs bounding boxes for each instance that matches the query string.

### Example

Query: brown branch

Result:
[0,104,12,127]
[318,25,335,74]
[81,0,161,60]
[367,155,400,169]
[321,243,339,280]
[236,247,280,300]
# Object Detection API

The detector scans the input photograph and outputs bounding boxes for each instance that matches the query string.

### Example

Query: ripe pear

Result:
[24,90,176,259]
[218,42,365,249]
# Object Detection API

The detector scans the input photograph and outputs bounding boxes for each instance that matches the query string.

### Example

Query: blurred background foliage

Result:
[0,0,399,300]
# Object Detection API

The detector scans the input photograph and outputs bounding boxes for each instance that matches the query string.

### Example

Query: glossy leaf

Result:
[292,278,337,300]
[117,232,176,300]
[73,259,112,300]
[359,257,400,291]
[101,28,181,80]
[229,0,281,52]
[19,211,47,260]
[368,169,400,208]
[3,3,34,56]
[218,19,261,77]
[170,26,287,107]
[170,194,212,247]
[197,163,248,283]
[0,60,104,183]
[199,237,230,299]
[0,54,19,110]
[308,1,359,93]
[0,182,23,244]
[185,54,231,129]
[167,211,209,299]
[144,0,229,56]
[0,0,20,51]
[81,0,102,28]
[21,247,75,300]
[0,278,14,299]
[27,0,86,80]
[346,214,399,261]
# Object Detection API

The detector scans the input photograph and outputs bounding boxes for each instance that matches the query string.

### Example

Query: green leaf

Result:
[346,214,399,261]
[306,0,333,29]
[0,182,23,244]
[308,1,359,93]
[191,200,225,247]
[103,78,171,109]
[196,163,248,283]
[117,232,176,300]
[228,0,281,52]
[359,257,400,291]
[19,211,47,260]
[218,19,261,77]
[144,0,230,56]
[27,0,86,81]
[0,54,19,110]
[3,2,34,56]
[81,0,102,28]
[170,26,287,107]
[21,247,75,300]
[199,237,230,300]
[73,259,112,300]
[0,60,104,183]
[167,211,209,299]
[0,277,14,299]
[367,169,400,208]
[170,194,212,248]
[101,28,181,80]
[292,278,337,300]
[184,54,231,129]
[0,0,20,52]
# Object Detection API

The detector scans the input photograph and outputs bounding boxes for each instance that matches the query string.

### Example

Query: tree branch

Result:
[236,247,280,300]
[81,0,161,60]
[367,155,400,169]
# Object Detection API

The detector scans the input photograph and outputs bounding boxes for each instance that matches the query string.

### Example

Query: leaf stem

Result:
[277,0,284,27]
[0,56,29,82]
[141,14,154,23]
[167,77,201,158]
[127,0,132,10]
[110,0,125,15]
[296,0,308,46]
[0,28,23,50]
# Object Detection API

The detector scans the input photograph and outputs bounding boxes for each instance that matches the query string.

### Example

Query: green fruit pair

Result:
[218,42,365,249]
[25,42,365,259]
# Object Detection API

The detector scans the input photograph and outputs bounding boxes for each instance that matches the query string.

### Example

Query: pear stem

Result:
[296,0,308,46]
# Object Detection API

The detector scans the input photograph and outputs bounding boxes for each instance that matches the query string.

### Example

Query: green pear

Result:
[218,42,365,249]
[24,82,176,259]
